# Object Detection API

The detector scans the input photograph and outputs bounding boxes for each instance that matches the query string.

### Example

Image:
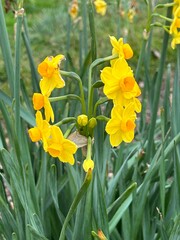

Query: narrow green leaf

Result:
[109,193,133,234]
[27,224,48,240]
[0,0,14,95]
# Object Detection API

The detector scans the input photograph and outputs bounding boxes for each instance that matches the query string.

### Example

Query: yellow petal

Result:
[109,131,123,147]
[123,43,133,59]
[28,127,41,142]
[33,93,44,110]
[44,96,54,123]
[100,67,112,83]
[122,130,134,143]
[112,58,132,79]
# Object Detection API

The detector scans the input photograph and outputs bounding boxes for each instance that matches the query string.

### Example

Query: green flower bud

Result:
[88,117,97,128]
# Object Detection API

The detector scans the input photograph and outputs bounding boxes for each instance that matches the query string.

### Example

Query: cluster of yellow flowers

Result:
[28,35,141,172]
[170,0,180,49]
[101,36,141,147]
[28,55,78,165]
[68,0,107,20]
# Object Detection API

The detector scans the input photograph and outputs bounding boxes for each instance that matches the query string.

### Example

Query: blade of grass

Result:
[14,8,24,139]
[0,0,14,95]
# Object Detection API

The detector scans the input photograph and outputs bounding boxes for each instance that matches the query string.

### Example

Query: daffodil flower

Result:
[109,36,133,62]
[94,0,107,16]
[32,80,54,123]
[47,125,77,165]
[38,55,65,95]
[69,0,79,20]
[100,57,141,111]
[105,103,136,147]
[28,111,51,151]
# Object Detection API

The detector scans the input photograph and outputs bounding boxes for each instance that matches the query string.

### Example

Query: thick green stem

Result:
[87,54,118,118]
[14,9,24,138]
[59,169,92,240]
[61,70,86,114]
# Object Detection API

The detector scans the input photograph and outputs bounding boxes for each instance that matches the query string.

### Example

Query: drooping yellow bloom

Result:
[94,0,107,16]
[38,55,65,95]
[105,103,136,147]
[83,158,94,172]
[100,58,141,111]
[32,93,54,123]
[69,0,79,20]
[32,80,54,123]
[47,125,77,165]
[109,36,133,61]
[28,111,51,151]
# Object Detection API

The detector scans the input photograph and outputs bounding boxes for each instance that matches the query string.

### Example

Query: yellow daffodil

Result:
[109,36,133,61]
[32,81,54,123]
[83,158,94,172]
[32,93,54,123]
[127,8,136,23]
[100,58,141,109]
[77,114,88,126]
[69,0,79,20]
[105,103,136,147]
[94,0,107,16]
[28,111,51,151]
[38,55,65,95]
[47,125,77,165]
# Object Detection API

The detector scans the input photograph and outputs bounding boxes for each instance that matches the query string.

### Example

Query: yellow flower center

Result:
[120,76,135,92]
[121,119,135,132]
[38,61,55,78]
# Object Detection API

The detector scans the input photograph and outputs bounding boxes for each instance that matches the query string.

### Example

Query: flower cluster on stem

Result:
[28,35,141,172]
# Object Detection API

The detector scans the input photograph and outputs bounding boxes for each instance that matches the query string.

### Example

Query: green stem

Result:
[154,2,175,11]
[59,169,92,240]
[86,136,92,160]
[96,115,110,122]
[61,70,86,114]
[145,4,172,161]
[135,36,147,80]
[151,13,172,22]
[14,9,24,138]
[55,117,76,127]
[64,123,76,138]
[93,97,109,116]
[88,54,118,118]
[49,94,81,103]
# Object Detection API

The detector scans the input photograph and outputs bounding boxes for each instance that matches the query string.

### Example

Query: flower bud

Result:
[88,117,97,128]
[77,114,88,126]
[83,159,94,172]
